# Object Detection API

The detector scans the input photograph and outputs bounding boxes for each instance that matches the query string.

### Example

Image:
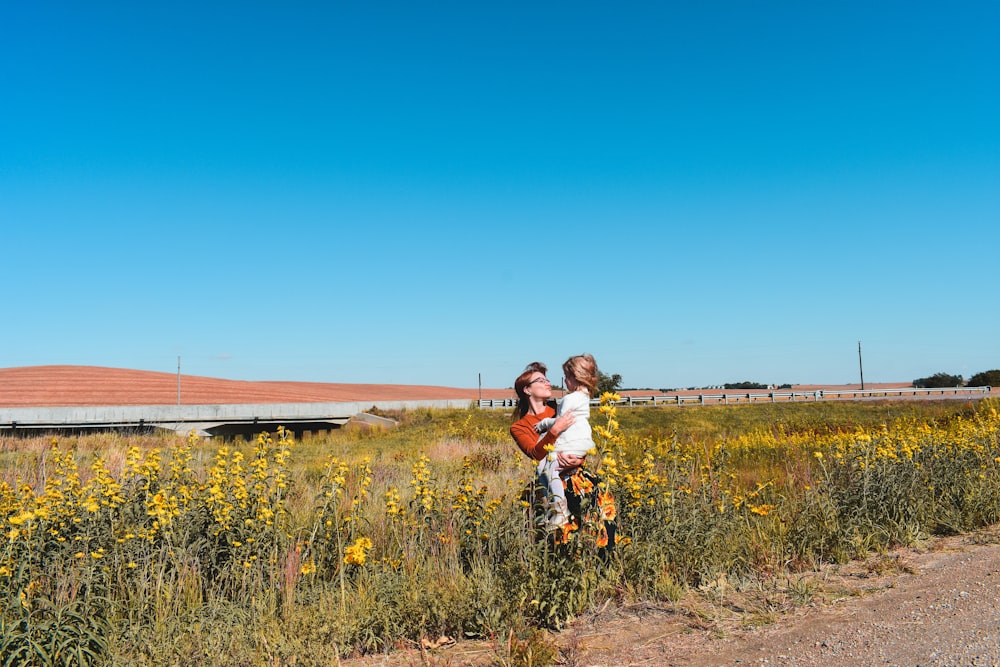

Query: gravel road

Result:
[681,537,1000,667]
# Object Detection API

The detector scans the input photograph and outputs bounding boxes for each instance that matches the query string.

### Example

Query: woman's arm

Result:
[510,411,576,460]
[510,420,550,460]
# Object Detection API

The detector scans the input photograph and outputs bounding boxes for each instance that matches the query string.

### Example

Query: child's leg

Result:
[547,458,570,522]
[548,469,567,505]
[537,456,569,525]
[549,473,566,509]
[538,457,565,501]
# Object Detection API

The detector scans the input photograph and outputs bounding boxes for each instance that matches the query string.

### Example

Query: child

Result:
[534,354,599,527]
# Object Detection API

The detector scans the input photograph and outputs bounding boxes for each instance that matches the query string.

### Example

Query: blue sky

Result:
[2,2,998,389]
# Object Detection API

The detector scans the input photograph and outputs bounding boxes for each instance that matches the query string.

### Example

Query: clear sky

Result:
[2,2,998,390]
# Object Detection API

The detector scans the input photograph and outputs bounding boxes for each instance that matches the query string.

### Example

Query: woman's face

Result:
[523,372,552,400]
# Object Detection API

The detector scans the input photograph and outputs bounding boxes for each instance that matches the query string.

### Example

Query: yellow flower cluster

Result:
[410,455,436,512]
[343,536,372,566]
[2,428,303,604]
[598,399,1000,535]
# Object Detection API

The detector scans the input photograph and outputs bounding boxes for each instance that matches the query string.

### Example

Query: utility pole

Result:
[478,372,482,403]
[177,356,182,407]
[858,341,865,390]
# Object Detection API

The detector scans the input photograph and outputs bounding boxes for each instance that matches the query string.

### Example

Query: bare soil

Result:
[3,365,993,408]
[0,365,514,407]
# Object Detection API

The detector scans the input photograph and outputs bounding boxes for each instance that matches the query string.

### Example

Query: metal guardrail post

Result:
[468,385,991,411]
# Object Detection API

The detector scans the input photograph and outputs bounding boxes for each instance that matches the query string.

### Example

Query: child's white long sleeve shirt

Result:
[535,390,593,457]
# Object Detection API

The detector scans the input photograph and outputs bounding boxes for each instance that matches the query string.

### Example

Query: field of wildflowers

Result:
[2,397,999,665]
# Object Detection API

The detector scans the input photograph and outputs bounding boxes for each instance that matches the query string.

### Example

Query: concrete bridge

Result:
[0,399,477,438]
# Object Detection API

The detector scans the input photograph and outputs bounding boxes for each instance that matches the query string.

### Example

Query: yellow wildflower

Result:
[344,537,373,566]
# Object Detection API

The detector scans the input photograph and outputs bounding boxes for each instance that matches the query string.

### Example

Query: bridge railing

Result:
[478,386,992,409]
[0,398,480,436]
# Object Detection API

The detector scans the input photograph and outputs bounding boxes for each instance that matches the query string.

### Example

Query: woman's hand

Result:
[556,452,585,470]
[550,411,575,437]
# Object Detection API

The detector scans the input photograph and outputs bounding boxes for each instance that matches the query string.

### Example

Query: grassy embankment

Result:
[2,397,999,665]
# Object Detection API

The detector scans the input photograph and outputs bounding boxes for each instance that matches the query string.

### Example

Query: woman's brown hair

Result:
[512,361,547,421]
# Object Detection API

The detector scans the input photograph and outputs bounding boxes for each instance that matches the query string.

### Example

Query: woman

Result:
[510,361,617,551]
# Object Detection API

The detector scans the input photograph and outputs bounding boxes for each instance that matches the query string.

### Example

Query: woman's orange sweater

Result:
[509,405,559,461]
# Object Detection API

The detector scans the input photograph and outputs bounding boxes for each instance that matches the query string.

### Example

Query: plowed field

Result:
[0,365,514,407]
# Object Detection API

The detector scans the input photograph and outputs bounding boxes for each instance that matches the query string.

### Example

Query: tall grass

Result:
[1,398,998,665]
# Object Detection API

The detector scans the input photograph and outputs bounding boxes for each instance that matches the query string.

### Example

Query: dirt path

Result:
[348,531,1000,667]
[666,537,1000,667]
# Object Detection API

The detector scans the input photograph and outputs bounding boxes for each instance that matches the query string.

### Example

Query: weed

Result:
[492,628,560,667]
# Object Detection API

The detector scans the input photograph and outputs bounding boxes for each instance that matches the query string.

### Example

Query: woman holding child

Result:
[509,357,617,550]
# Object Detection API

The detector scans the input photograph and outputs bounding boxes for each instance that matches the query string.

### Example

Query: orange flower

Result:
[553,518,579,544]
[568,472,594,496]
[597,490,617,522]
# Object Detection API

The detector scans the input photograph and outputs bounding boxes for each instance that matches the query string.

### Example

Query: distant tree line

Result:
[912,369,999,388]
[723,381,768,390]
[913,372,963,388]
[969,370,1000,387]
[598,367,998,396]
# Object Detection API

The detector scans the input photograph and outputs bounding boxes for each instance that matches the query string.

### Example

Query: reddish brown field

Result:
[0,365,515,407]
[3,366,990,408]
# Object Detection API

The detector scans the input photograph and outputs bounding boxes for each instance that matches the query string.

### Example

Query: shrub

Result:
[968,370,1000,387]
[724,381,768,390]
[913,372,964,388]
[0,598,111,667]
[597,371,623,396]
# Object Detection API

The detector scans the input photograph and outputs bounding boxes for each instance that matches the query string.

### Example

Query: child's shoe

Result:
[545,498,570,529]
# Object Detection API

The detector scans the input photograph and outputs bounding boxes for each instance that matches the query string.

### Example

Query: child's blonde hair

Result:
[563,354,598,397]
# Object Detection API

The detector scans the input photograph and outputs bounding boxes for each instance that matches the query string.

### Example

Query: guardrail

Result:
[477,386,992,409]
